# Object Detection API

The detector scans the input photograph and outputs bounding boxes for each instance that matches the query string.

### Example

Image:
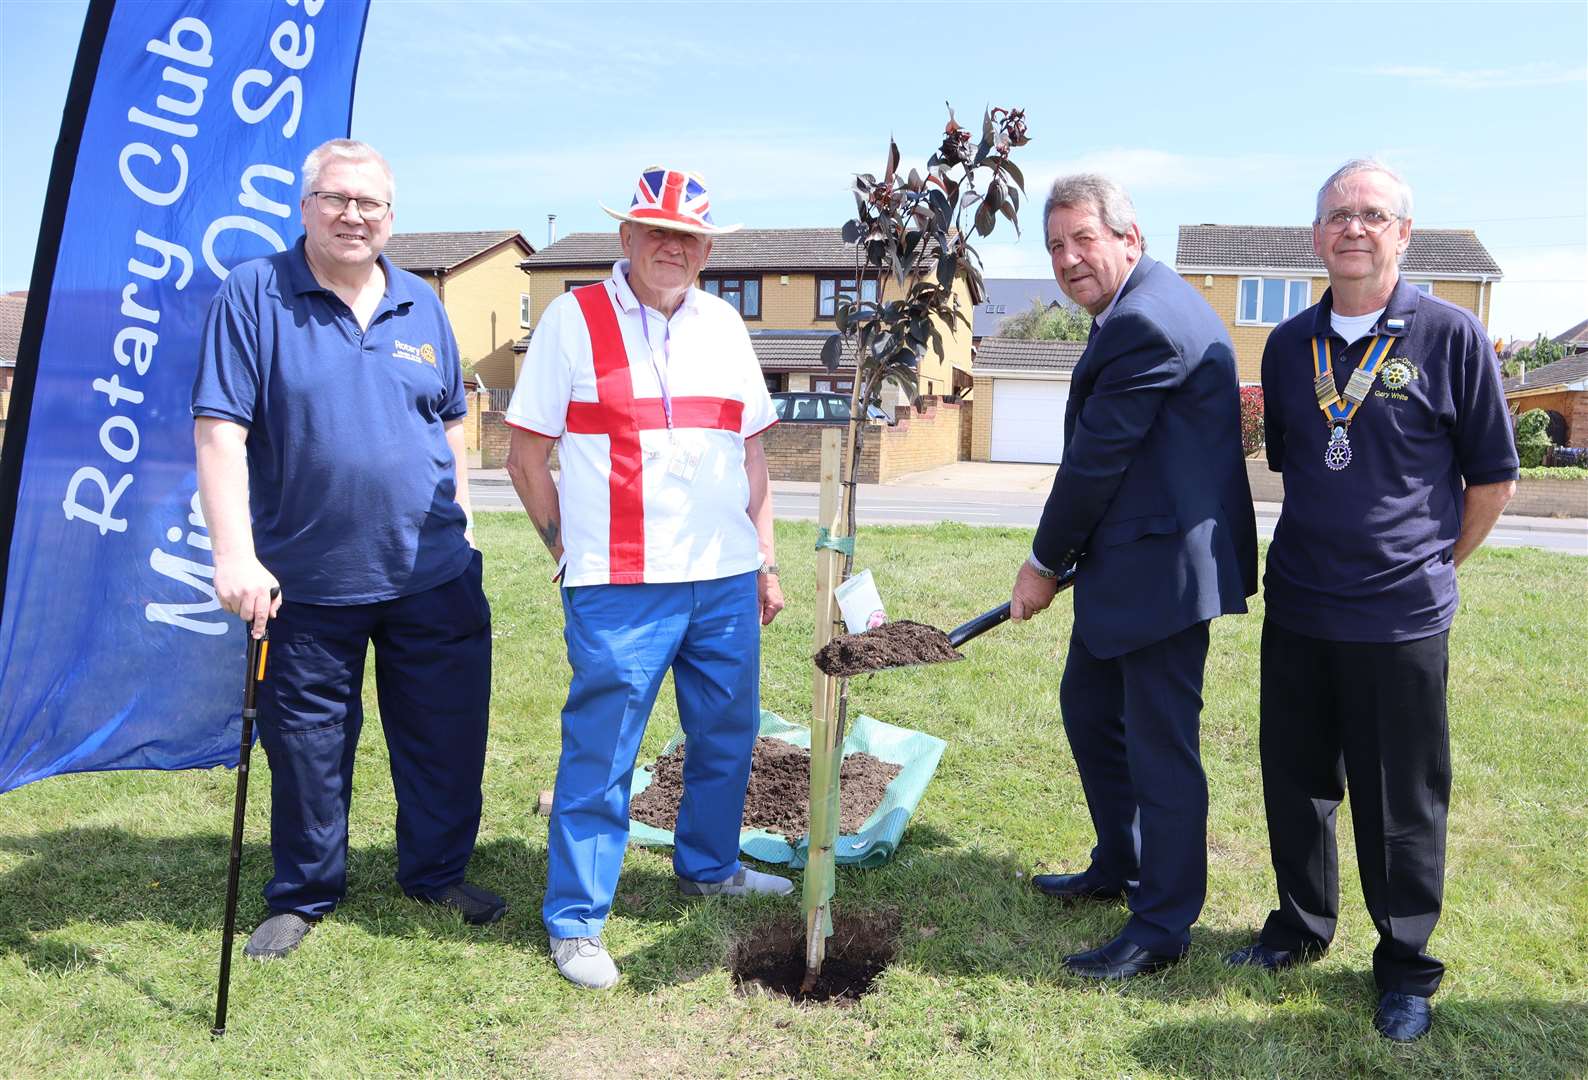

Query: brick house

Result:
[1175,225,1502,382]
[1504,354,1588,448]
[382,230,534,391]
[0,291,25,425]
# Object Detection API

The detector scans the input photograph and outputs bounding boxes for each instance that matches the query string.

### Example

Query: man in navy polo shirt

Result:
[192,139,503,961]
[1226,160,1517,1042]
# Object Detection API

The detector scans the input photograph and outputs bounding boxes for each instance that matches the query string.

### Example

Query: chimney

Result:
[1519,361,1526,385]
[547,214,557,247]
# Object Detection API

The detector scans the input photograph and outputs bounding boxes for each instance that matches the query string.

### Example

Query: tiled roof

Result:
[523,228,867,273]
[0,292,27,366]
[748,330,857,371]
[1503,354,1588,393]
[1175,225,1502,276]
[973,337,1085,374]
[973,278,1074,338]
[1551,316,1588,348]
[383,230,531,273]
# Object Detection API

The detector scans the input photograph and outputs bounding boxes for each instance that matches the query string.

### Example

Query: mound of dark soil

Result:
[812,620,962,676]
[629,736,901,839]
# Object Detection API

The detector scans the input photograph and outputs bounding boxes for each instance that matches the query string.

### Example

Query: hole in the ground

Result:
[730,910,899,1005]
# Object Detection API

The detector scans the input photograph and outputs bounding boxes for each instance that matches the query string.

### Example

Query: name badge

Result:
[667,443,703,485]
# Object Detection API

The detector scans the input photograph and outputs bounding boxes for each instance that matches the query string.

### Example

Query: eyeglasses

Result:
[1318,207,1399,233]
[309,191,392,221]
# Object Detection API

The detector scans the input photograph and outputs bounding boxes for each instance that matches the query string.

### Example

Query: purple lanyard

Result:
[635,303,674,431]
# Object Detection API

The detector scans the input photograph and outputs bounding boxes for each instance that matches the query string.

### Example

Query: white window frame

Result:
[519,293,531,328]
[1236,277,1312,327]
[817,275,879,318]
[1408,280,1434,296]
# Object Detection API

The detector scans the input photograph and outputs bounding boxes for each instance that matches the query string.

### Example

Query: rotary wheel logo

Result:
[1381,358,1417,391]
[419,343,437,365]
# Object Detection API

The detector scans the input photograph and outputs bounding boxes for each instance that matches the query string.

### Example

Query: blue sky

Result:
[2,1,1584,340]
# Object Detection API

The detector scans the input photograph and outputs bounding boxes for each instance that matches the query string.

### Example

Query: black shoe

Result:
[415,882,507,925]
[1374,991,1432,1042]
[1032,870,1129,902]
[1063,934,1184,980]
[1224,939,1323,971]
[243,912,316,960]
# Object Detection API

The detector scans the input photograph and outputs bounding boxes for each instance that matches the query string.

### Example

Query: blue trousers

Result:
[256,552,492,917]
[543,572,760,939]
[1060,620,1210,954]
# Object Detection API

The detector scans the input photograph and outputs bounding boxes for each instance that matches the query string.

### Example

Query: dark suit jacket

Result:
[1032,254,1258,659]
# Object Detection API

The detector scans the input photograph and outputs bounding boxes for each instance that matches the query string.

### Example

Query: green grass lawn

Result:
[2,516,1584,1079]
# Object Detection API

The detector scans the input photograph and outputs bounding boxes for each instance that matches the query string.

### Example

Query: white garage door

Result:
[989,378,1068,463]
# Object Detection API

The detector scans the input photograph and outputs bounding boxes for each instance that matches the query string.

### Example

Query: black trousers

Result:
[1257,618,1450,996]
[257,551,493,918]
[1060,620,1210,955]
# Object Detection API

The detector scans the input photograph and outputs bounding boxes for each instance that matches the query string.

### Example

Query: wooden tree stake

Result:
[802,427,845,988]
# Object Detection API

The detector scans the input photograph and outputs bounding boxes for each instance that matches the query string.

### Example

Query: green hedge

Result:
[1519,466,1588,481]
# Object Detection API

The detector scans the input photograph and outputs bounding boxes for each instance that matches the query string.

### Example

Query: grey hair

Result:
[301,139,396,203]
[1314,158,1412,222]
[1042,173,1144,251]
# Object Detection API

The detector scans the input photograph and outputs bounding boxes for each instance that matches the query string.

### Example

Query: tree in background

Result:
[1502,334,1567,380]
[997,297,1092,341]
[1515,408,1555,468]
[1239,386,1265,457]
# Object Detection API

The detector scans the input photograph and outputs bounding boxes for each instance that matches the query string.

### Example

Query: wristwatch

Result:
[758,563,780,576]
[1027,554,1058,579]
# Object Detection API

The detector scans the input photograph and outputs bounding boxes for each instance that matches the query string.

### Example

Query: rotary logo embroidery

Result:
[392,340,439,366]
[1380,357,1417,391]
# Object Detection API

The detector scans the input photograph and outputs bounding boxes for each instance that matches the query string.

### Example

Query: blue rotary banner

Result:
[0,0,370,792]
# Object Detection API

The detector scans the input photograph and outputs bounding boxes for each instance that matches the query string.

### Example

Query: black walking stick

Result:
[212,595,273,1038]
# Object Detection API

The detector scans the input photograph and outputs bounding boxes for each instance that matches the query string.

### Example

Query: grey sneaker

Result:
[549,935,619,990]
[677,866,794,897]
[243,912,316,960]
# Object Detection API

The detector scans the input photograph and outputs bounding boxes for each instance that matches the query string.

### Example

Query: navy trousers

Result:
[1257,619,1451,996]
[1059,620,1211,955]
[256,551,492,918]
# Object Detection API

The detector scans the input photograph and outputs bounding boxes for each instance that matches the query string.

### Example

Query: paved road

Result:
[470,471,1588,556]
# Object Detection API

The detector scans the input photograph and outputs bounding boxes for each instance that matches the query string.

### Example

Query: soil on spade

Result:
[730,912,900,1005]
[630,737,901,839]
[813,620,962,676]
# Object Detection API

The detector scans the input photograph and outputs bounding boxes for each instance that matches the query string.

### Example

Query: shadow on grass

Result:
[1127,986,1588,1080]
[606,824,1275,999]
[0,825,768,967]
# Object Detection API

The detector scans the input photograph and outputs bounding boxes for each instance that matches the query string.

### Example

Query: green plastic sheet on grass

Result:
[628,710,946,869]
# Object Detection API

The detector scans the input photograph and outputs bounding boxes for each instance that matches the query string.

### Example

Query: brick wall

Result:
[970,385,993,460]
[762,420,880,483]
[481,409,511,469]
[959,399,975,460]
[1507,478,1588,518]
[876,396,962,481]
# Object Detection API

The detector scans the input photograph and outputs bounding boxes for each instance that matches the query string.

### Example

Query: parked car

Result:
[770,392,893,424]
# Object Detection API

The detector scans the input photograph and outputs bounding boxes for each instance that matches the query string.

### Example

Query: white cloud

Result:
[1365,63,1587,89]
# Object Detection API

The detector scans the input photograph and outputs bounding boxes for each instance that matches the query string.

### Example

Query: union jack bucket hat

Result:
[600,166,741,236]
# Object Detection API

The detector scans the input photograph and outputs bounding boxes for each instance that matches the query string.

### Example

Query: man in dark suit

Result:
[1010,173,1257,980]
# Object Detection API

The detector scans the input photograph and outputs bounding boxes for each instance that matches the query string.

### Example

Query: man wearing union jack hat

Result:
[505,167,792,989]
